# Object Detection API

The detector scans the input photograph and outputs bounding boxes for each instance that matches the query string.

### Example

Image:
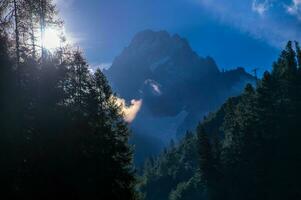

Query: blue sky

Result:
[56,0,301,74]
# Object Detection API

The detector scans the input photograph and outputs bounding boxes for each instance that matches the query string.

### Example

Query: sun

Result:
[43,28,62,50]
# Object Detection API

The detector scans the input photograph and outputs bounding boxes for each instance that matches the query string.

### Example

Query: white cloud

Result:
[286,0,301,20]
[90,62,112,70]
[99,63,112,70]
[115,98,143,123]
[252,0,270,15]
[195,0,301,48]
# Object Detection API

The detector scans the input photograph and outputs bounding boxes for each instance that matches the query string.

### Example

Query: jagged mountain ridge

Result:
[104,30,255,164]
[106,30,220,109]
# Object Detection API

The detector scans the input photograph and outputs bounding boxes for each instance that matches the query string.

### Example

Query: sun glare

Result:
[43,28,62,50]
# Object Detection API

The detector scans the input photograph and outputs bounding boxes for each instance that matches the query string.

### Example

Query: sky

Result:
[56,0,301,74]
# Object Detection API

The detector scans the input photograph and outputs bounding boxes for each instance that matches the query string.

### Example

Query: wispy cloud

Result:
[99,63,112,70]
[195,0,301,48]
[89,62,112,70]
[286,0,301,20]
[252,0,270,15]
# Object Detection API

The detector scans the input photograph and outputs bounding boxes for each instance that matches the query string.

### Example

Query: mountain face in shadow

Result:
[105,30,255,164]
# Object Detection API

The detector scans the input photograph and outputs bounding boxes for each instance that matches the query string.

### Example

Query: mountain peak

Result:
[105,30,255,162]
[106,30,222,100]
[106,30,254,106]
[127,30,192,55]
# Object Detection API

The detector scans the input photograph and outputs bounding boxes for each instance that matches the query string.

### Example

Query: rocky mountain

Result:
[104,30,255,164]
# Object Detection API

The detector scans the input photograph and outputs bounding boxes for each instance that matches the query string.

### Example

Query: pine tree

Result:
[295,41,301,69]
[197,124,212,185]
[197,123,222,200]
[0,20,139,199]
[272,41,297,80]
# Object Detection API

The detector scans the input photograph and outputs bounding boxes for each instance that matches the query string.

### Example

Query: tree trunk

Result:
[40,0,46,61]
[30,12,36,59]
[13,0,20,64]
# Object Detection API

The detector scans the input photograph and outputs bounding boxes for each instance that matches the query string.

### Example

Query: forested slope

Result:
[141,41,301,200]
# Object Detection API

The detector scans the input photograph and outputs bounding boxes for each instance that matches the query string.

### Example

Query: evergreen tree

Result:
[197,124,212,186]
[295,41,301,69]
[0,3,139,198]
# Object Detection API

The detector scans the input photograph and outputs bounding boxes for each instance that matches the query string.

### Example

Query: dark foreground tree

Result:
[0,18,139,200]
